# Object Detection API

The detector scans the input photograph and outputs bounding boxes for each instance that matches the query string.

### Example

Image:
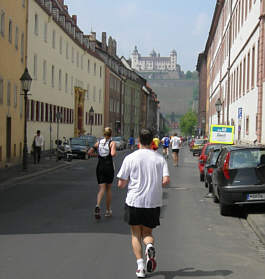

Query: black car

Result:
[212,145,265,216]
[204,147,223,194]
[70,137,90,159]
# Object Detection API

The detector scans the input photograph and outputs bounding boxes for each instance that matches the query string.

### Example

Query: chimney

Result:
[89,33,96,52]
[102,32,107,51]
[72,15,77,25]
[108,36,113,55]
[113,39,117,56]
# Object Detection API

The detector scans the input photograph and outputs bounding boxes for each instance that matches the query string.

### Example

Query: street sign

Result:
[210,125,234,144]
[238,107,242,119]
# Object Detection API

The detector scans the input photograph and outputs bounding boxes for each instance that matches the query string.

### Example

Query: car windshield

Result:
[195,139,206,145]
[70,138,87,146]
[112,137,122,141]
[210,149,221,164]
[229,148,265,169]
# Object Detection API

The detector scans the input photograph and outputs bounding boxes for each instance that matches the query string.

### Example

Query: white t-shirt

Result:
[117,149,169,208]
[170,136,181,149]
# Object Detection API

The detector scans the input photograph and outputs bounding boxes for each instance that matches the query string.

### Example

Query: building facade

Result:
[27,0,105,152]
[0,0,27,167]
[198,0,265,144]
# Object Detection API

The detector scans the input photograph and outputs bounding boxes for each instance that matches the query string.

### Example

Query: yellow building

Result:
[0,0,27,167]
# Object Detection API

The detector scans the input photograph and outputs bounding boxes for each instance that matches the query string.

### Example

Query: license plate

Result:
[247,193,265,201]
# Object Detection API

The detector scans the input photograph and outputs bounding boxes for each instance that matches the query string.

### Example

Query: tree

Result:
[179,110,198,136]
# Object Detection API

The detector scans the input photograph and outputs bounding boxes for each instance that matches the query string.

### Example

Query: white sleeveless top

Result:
[98,138,111,157]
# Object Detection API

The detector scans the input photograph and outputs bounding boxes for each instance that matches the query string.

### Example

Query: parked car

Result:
[70,137,90,159]
[198,143,224,181]
[204,146,223,193]
[191,139,208,156]
[211,145,265,216]
[79,135,97,148]
[112,136,126,150]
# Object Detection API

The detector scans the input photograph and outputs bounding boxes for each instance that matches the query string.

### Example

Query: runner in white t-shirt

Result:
[117,128,170,278]
[170,133,181,167]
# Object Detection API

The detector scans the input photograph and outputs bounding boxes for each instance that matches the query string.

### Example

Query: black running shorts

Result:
[172,149,179,153]
[124,204,160,229]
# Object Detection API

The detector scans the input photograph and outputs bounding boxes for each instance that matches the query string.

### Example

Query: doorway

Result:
[6,117,11,160]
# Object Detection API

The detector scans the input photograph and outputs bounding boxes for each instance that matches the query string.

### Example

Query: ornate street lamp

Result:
[215,98,222,125]
[89,106,94,135]
[20,68,32,170]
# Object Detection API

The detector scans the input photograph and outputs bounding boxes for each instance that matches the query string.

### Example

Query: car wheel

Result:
[200,173,204,182]
[220,202,232,216]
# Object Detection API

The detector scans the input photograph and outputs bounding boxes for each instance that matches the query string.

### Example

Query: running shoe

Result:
[136,269,146,278]
[146,246,156,273]
[105,209,112,217]
[94,206,101,219]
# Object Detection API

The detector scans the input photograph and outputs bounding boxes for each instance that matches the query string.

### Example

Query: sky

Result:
[65,0,216,72]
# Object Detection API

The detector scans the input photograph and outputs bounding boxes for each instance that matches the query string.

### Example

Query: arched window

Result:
[34,14,38,35]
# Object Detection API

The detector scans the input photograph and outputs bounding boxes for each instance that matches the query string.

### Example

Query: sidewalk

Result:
[247,212,265,245]
[0,154,71,191]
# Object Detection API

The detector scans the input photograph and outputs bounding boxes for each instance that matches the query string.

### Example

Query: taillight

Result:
[207,168,213,174]
[222,152,231,179]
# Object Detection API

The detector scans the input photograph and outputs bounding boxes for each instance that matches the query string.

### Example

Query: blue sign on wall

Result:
[238,107,242,119]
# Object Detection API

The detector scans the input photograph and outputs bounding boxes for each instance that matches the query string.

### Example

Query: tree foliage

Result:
[179,111,198,136]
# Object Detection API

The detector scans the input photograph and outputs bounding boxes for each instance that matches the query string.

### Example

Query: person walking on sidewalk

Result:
[33,130,44,164]
[88,127,116,219]
[117,128,170,278]
[170,133,181,167]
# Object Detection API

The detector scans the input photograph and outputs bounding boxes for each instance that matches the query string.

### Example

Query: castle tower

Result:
[170,49,177,71]
[131,46,140,70]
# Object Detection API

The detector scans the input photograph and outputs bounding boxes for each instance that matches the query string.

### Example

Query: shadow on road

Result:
[150,267,233,278]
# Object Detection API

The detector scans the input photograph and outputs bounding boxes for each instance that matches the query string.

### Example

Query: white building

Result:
[27,0,105,151]
[200,0,265,144]
[131,46,177,72]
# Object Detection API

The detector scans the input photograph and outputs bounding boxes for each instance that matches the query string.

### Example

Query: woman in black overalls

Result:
[88,127,116,219]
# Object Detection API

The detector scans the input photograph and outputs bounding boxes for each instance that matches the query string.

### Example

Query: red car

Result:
[198,143,224,182]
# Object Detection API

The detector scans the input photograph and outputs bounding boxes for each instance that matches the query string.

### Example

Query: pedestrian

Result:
[117,128,170,278]
[33,130,44,164]
[152,136,160,151]
[161,135,170,159]
[88,127,116,219]
[129,136,135,151]
[170,133,181,167]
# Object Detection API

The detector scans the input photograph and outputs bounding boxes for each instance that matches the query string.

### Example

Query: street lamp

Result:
[215,98,222,125]
[89,106,94,135]
[20,68,32,170]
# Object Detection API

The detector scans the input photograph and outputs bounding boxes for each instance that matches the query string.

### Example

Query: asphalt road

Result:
[0,147,264,279]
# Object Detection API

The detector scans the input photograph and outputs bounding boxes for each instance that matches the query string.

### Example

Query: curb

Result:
[0,161,73,191]
[247,214,265,245]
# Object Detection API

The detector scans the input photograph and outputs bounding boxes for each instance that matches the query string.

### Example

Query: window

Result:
[52,30,56,48]
[21,33,24,63]
[14,84,17,107]
[19,91,23,118]
[34,14,38,35]
[87,59,90,73]
[66,41,69,59]
[59,36,62,54]
[93,86,96,102]
[7,82,11,106]
[239,62,242,98]
[86,84,90,99]
[36,101,39,121]
[71,76,73,95]
[58,69,62,90]
[65,73,68,93]
[81,55,83,70]
[246,116,249,135]
[243,57,246,94]
[43,60,47,84]
[0,10,5,37]
[251,46,255,88]
[247,52,250,91]
[51,65,55,87]
[71,47,74,63]
[41,102,44,122]
[0,78,3,104]
[15,26,19,49]
[8,19,12,43]
[76,51,79,67]
[44,23,47,42]
[94,63,96,75]
[33,54,38,79]
[99,89,102,103]
[100,66,102,78]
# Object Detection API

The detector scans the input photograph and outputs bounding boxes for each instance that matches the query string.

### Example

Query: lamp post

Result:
[20,68,32,170]
[89,106,94,135]
[215,98,222,125]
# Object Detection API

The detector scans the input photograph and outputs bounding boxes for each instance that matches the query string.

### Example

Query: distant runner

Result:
[161,136,170,159]
[170,133,181,167]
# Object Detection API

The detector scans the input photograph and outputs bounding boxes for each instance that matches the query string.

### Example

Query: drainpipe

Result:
[227,0,232,125]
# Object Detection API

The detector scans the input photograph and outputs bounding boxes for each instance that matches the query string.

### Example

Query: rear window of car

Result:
[70,138,88,146]
[229,149,265,169]
[205,144,220,155]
